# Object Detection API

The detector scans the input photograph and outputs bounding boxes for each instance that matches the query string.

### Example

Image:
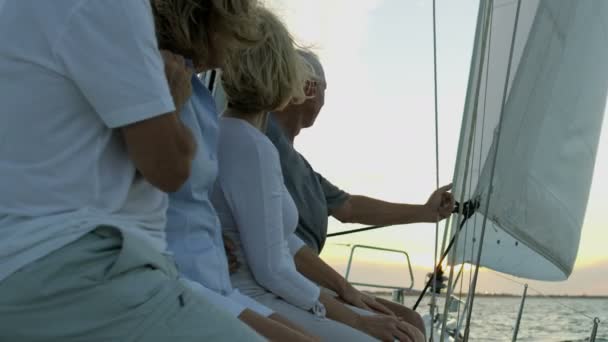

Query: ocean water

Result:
[397,296,608,341]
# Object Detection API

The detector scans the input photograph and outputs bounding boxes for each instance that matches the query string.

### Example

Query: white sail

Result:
[449,0,608,281]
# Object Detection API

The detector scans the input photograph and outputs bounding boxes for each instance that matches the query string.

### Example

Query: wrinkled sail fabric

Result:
[449,0,608,281]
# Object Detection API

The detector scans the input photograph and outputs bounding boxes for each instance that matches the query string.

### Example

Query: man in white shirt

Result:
[0,1,262,340]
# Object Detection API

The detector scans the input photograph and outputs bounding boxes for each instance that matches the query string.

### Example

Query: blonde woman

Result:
[211,8,422,342]
[0,0,267,341]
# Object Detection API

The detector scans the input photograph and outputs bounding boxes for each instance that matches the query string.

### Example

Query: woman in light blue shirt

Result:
[167,75,266,317]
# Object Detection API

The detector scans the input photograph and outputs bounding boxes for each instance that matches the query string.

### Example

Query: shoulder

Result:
[74,0,153,19]
[296,151,315,171]
[62,0,154,32]
[219,118,280,163]
[264,114,291,152]
[264,116,307,167]
[55,0,156,48]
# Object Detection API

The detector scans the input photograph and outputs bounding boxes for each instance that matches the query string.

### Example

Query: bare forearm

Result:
[318,291,360,329]
[122,112,197,192]
[268,313,319,341]
[175,115,197,158]
[293,246,350,295]
[339,195,431,225]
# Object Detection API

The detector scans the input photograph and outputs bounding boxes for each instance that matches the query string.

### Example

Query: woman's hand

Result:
[339,285,395,316]
[354,314,425,342]
[423,183,455,222]
[160,49,193,111]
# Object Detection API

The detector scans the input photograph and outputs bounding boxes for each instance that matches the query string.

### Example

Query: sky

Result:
[264,0,608,296]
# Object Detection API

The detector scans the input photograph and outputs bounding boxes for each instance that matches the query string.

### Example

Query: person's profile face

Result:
[302,80,326,128]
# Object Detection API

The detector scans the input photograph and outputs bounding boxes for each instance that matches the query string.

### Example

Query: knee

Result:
[398,309,425,337]
[375,298,426,338]
[401,319,425,342]
[411,311,426,336]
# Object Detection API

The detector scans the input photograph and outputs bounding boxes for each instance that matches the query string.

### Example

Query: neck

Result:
[272,107,304,144]
[224,109,268,131]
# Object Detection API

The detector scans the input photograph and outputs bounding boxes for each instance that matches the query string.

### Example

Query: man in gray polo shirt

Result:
[264,49,455,337]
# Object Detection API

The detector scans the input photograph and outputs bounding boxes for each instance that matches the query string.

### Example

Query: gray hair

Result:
[297,49,325,82]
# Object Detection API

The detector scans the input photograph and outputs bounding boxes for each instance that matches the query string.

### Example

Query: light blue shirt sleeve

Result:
[53,0,174,128]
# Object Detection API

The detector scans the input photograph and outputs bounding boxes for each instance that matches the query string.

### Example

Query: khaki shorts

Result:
[0,226,264,342]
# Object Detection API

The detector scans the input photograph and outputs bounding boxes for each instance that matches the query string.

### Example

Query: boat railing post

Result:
[511,284,528,341]
[344,245,355,280]
[590,317,600,342]
[392,289,404,305]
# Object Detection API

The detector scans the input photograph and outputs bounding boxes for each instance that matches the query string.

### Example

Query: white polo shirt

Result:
[0,0,175,281]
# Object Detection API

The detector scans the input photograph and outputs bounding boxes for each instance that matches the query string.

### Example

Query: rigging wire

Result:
[455,116,484,332]
[457,0,494,331]
[454,114,481,334]
[430,1,441,340]
[435,0,495,338]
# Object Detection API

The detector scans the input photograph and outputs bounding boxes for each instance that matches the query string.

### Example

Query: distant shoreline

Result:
[364,290,608,299]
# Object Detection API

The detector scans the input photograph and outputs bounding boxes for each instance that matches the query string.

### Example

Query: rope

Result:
[327,224,392,238]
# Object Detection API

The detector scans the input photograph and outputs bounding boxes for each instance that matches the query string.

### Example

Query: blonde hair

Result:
[221,8,312,114]
[152,0,261,62]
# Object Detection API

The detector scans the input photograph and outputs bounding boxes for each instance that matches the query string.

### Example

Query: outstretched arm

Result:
[331,184,455,225]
